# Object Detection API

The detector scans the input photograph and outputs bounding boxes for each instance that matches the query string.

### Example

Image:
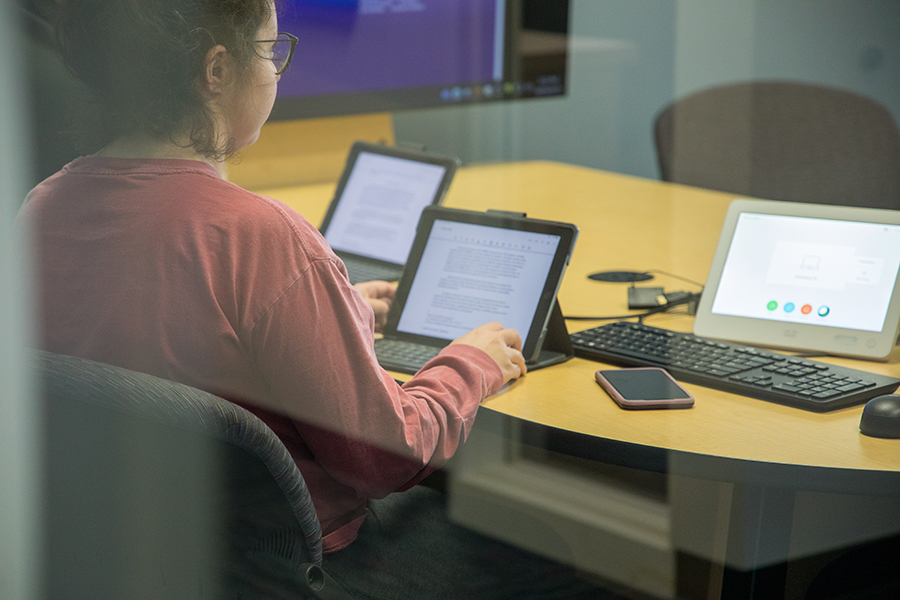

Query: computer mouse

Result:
[859,394,900,439]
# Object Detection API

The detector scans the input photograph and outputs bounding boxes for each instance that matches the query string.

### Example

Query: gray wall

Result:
[393,0,900,180]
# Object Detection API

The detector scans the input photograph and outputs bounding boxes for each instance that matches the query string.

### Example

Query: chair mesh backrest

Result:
[33,350,323,566]
[654,80,900,209]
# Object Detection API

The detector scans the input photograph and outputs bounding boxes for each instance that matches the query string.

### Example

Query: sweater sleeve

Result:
[247,256,504,499]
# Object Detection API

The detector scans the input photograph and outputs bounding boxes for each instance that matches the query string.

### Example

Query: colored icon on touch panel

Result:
[801,304,812,314]
[784,302,795,313]
[818,306,830,317]
[767,301,778,311]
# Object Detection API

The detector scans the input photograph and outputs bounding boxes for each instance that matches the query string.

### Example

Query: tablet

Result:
[694,199,900,360]
[375,207,578,373]
[319,141,459,283]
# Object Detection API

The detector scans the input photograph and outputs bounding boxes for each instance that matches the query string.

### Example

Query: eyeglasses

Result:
[255,32,298,75]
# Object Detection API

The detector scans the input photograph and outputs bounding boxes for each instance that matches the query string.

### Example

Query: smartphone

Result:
[595,367,695,409]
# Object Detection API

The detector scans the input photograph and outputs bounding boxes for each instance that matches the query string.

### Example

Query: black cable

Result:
[563,291,701,322]
[564,304,672,323]
[643,269,705,289]
[570,267,704,322]
[564,307,664,322]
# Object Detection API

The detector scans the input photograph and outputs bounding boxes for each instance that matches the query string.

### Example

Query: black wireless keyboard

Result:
[374,339,442,374]
[346,261,401,285]
[570,322,900,412]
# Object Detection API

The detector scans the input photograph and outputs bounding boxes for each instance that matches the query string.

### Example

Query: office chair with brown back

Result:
[35,350,352,600]
[654,80,900,209]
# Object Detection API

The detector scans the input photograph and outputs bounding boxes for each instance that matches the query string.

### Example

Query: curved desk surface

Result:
[258,160,900,477]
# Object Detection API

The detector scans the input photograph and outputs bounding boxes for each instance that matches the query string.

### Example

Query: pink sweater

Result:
[21,156,503,551]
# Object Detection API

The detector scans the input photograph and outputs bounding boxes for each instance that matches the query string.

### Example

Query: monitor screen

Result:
[270,0,570,120]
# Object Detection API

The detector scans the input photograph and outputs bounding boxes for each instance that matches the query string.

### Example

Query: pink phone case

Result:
[595,368,695,409]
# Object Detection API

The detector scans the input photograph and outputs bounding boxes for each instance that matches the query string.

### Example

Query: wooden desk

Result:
[259,160,900,598]
[260,159,900,475]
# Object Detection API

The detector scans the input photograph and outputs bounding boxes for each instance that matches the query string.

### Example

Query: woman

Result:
[21,1,607,597]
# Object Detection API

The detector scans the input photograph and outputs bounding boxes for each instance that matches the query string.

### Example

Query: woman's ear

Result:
[198,44,231,96]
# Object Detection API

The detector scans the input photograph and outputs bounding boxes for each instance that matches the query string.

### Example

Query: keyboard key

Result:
[837,383,864,393]
[773,384,802,394]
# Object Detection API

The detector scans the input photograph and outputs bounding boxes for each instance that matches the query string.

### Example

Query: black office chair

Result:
[34,350,352,600]
[654,80,900,209]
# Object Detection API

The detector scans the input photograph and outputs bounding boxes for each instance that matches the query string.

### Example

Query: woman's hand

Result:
[450,322,527,385]
[354,280,397,332]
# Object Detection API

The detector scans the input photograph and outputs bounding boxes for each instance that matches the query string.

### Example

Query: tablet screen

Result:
[711,213,900,333]
[396,218,562,342]
[695,199,900,359]
[323,151,450,264]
